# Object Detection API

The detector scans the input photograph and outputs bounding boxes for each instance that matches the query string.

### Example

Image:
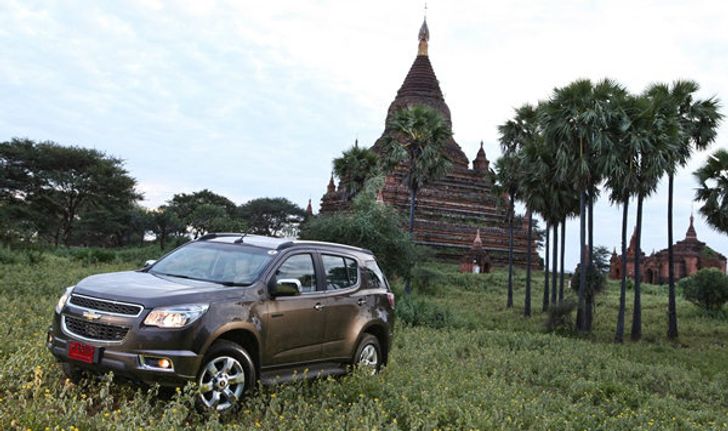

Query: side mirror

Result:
[268,277,301,297]
[144,260,157,268]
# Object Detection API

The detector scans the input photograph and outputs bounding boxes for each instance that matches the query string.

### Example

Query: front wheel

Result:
[352,334,382,375]
[197,340,256,412]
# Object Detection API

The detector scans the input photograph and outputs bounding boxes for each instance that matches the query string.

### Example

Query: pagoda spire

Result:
[418,17,429,56]
[686,212,697,240]
[326,173,336,194]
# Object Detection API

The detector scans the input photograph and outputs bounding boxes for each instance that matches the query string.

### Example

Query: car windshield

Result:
[150,242,274,286]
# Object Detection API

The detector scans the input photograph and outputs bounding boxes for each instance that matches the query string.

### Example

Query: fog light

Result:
[141,355,174,371]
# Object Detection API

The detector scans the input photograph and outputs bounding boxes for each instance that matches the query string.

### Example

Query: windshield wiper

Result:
[152,271,194,280]
[219,281,252,287]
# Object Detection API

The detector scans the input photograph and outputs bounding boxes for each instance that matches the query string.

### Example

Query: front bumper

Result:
[47,306,206,386]
[47,327,201,386]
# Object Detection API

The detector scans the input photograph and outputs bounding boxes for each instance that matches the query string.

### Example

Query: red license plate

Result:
[68,341,96,364]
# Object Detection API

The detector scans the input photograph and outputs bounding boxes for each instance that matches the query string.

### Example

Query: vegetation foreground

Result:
[1,252,727,430]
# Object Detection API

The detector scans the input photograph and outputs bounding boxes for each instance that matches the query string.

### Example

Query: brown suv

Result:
[47,233,395,411]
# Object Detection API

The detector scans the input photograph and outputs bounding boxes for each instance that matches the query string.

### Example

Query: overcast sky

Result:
[2,0,727,268]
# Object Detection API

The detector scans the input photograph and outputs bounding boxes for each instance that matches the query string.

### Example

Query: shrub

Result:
[396,296,454,329]
[545,300,577,333]
[65,248,116,264]
[300,181,417,279]
[411,265,445,295]
[0,246,20,264]
[681,268,728,311]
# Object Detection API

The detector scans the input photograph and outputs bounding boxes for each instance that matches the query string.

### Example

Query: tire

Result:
[352,334,382,375]
[196,340,256,412]
[60,362,83,384]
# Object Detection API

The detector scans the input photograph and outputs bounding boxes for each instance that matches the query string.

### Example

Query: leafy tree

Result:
[188,204,243,238]
[648,81,722,340]
[681,268,728,311]
[694,149,728,235]
[300,180,417,279]
[0,138,141,246]
[591,246,612,274]
[333,143,380,200]
[150,205,185,250]
[168,190,238,238]
[238,197,306,237]
[379,105,452,294]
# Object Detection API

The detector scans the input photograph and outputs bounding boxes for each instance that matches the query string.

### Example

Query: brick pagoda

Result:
[320,19,538,268]
[609,215,727,284]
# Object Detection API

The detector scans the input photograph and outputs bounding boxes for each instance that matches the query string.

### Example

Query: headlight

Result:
[143,304,209,328]
[55,286,73,313]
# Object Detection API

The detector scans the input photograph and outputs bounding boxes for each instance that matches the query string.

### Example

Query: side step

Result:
[260,363,349,386]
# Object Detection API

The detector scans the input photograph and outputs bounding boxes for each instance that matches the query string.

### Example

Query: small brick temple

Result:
[319,19,538,270]
[609,215,727,284]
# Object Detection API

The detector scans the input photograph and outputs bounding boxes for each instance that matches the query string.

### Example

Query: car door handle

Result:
[357,298,367,306]
[314,303,324,311]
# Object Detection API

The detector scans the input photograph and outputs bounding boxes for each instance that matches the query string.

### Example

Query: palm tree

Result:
[694,149,728,235]
[540,79,622,332]
[379,105,452,293]
[332,142,380,201]
[629,90,680,341]
[494,153,521,308]
[647,81,723,340]
[498,104,540,309]
[602,94,646,343]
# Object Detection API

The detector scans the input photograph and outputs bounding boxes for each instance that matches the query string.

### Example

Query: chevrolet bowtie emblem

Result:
[82,310,102,320]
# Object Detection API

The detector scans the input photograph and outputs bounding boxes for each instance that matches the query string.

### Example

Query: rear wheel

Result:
[352,334,382,375]
[197,340,256,412]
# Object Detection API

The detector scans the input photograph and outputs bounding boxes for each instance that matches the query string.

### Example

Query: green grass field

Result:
[1,251,727,430]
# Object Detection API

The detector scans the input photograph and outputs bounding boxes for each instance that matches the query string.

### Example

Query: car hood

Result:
[72,270,247,307]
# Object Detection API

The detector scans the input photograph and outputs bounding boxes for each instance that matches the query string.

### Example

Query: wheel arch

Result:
[357,322,390,365]
[202,325,262,373]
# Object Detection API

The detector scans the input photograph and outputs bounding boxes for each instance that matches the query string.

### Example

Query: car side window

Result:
[364,260,388,290]
[275,254,317,294]
[322,254,358,290]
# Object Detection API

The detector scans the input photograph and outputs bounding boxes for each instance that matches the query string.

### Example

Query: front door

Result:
[263,253,326,366]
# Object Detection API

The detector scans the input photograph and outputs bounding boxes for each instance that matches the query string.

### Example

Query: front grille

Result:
[64,316,129,342]
[70,295,143,316]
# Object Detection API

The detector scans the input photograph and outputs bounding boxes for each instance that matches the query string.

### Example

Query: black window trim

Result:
[317,252,362,295]
[266,250,324,296]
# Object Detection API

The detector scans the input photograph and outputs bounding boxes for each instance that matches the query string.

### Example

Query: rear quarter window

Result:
[364,260,388,290]
[322,254,359,290]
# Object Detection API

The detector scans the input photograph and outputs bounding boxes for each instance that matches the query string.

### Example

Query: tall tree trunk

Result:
[405,185,417,295]
[551,222,558,305]
[524,212,533,317]
[588,197,594,265]
[615,197,629,343]
[542,222,550,312]
[507,192,515,308]
[408,187,417,235]
[667,173,679,339]
[631,193,644,341]
[559,218,565,304]
[577,191,587,332]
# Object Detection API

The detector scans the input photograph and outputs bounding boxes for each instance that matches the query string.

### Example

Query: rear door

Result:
[319,253,366,359]
[262,252,327,366]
